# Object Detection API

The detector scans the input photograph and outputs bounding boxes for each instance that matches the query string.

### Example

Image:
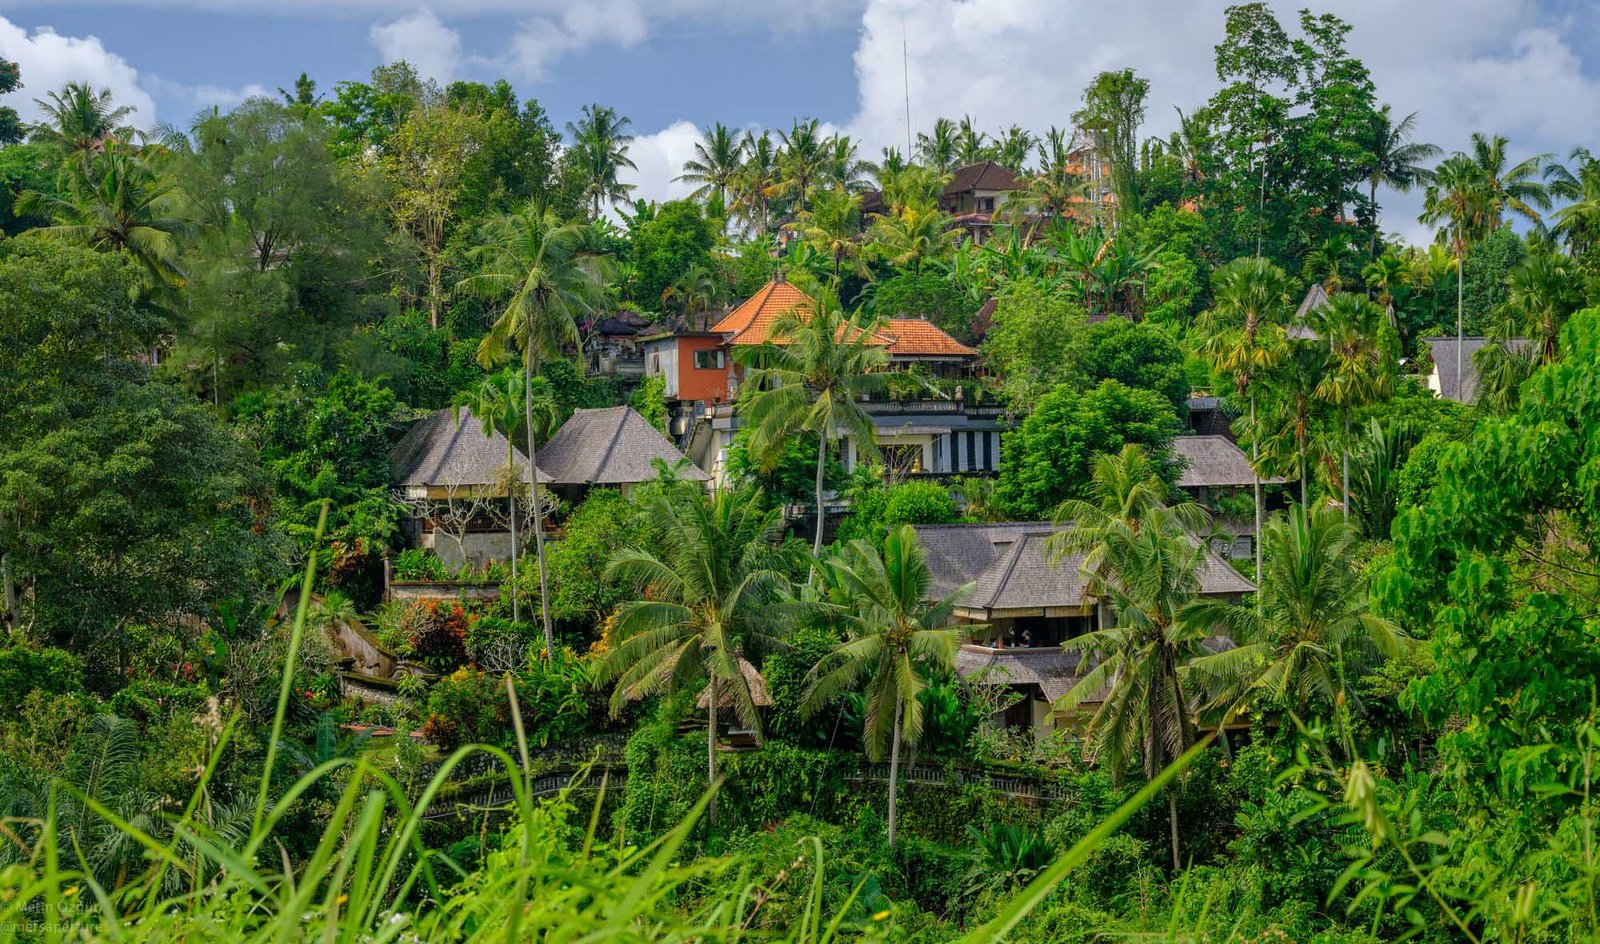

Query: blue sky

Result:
[0,3,865,133]
[0,0,1595,240]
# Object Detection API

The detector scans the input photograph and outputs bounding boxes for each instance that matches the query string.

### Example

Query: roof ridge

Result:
[976,532,1033,606]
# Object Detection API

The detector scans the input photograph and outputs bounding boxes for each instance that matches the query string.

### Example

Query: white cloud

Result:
[840,0,1600,245]
[616,119,702,212]
[371,7,462,83]
[0,17,156,125]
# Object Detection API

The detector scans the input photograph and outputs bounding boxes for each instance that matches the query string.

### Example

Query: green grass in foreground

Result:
[0,507,1195,942]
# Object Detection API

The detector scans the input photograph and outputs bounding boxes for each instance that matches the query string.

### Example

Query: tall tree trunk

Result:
[508,438,519,625]
[1251,396,1262,603]
[812,435,828,560]
[428,254,442,330]
[707,673,719,829]
[1368,177,1379,259]
[1167,789,1182,871]
[1,549,17,633]
[525,343,555,660]
[1341,409,1351,522]
[1300,439,1308,508]
[1456,247,1465,402]
[888,692,903,848]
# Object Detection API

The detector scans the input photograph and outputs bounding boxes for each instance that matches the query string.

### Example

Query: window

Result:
[694,349,725,370]
[979,196,995,213]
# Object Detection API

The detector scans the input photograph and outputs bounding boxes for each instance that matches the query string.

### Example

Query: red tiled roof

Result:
[711,280,814,344]
[882,318,977,357]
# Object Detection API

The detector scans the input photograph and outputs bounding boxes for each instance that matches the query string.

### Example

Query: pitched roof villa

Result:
[389,407,540,497]
[537,406,708,488]
[707,279,974,357]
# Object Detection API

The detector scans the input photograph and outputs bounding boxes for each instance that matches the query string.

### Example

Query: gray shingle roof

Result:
[1426,336,1531,403]
[537,406,709,486]
[967,531,1093,611]
[389,407,540,489]
[912,522,1053,599]
[1172,435,1286,488]
[1286,283,1326,341]
[954,645,1089,702]
[913,521,1256,614]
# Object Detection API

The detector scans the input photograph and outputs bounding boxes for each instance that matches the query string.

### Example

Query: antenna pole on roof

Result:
[902,17,912,157]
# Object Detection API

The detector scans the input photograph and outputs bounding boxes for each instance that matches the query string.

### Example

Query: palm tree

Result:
[1164,108,1209,188]
[1197,257,1293,584]
[566,104,636,219]
[994,125,1035,174]
[876,164,947,216]
[1468,132,1551,230]
[802,527,967,847]
[1360,254,1409,329]
[1477,250,1583,412]
[1343,418,1417,540]
[452,370,555,624]
[1054,497,1227,870]
[1419,154,1489,425]
[660,263,727,320]
[732,129,780,238]
[19,138,194,287]
[597,485,794,828]
[1047,445,1212,629]
[823,134,873,193]
[955,115,991,165]
[1547,147,1600,259]
[735,291,887,560]
[790,188,864,280]
[1004,168,1084,227]
[1255,339,1329,507]
[1364,107,1439,256]
[1307,293,1395,519]
[869,199,959,274]
[675,122,742,207]
[31,82,134,170]
[1194,504,1403,719]
[460,202,611,656]
[777,118,829,216]
[915,117,959,174]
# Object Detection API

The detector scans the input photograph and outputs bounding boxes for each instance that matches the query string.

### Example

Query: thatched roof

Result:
[389,407,541,489]
[696,656,772,709]
[537,406,709,486]
[1172,435,1285,488]
[954,645,1088,702]
[912,522,1256,617]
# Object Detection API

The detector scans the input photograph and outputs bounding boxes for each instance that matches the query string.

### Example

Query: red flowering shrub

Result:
[401,600,473,669]
[420,667,508,748]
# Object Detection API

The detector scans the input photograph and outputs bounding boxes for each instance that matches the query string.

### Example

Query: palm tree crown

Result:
[1194,503,1403,717]
[802,526,967,847]
[675,122,742,206]
[31,82,134,166]
[596,485,796,825]
[736,290,888,558]
[566,104,637,219]
[1365,106,1439,252]
[20,138,193,288]
[460,202,611,654]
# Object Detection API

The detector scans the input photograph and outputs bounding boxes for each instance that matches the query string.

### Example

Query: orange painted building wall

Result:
[675,335,731,404]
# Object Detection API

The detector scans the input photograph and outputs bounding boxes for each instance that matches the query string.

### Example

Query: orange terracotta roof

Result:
[882,319,978,357]
[711,280,814,344]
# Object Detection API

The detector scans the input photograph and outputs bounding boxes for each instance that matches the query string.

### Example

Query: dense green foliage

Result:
[6,7,1600,939]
